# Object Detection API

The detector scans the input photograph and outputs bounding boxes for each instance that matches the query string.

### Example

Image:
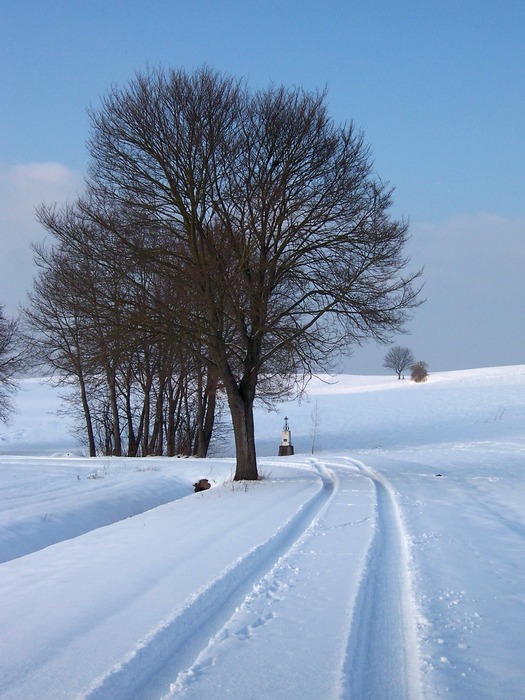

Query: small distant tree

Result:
[383,345,415,379]
[0,305,25,422]
[411,360,429,383]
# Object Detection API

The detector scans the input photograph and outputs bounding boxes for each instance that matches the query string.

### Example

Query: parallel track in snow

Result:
[341,458,422,700]
[162,458,423,700]
[81,458,423,699]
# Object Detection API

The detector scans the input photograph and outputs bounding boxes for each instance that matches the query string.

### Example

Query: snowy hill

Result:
[0,366,524,698]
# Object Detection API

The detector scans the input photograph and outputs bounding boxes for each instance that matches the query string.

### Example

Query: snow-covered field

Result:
[1,366,524,699]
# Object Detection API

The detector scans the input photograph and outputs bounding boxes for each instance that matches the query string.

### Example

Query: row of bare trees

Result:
[22,67,421,477]
[24,207,220,457]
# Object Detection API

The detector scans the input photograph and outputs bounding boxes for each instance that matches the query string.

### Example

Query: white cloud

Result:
[411,212,524,271]
[0,162,83,313]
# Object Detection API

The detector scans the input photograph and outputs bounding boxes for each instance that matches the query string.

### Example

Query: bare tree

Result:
[383,345,415,379]
[81,67,421,479]
[0,306,25,422]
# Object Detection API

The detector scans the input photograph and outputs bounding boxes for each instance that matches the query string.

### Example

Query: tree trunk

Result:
[166,374,184,456]
[194,368,218,458]
[193,366,205,457]
[140,385,151,456]
[78,375,96,457]
[106,371,122,456]
[226,387,258,481]
[199,377,217,457]
[149,379,166,455]
[124,378,138,456]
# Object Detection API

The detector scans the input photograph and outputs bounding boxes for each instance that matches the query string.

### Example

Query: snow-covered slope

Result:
[0,366,524,699]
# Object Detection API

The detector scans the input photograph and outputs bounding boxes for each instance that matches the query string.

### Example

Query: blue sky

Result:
[1,0,524,372]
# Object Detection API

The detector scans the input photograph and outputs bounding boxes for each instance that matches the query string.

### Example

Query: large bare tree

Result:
[85,66,421,479]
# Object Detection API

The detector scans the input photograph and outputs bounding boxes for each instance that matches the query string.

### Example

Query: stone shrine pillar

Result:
[278,416,294,456]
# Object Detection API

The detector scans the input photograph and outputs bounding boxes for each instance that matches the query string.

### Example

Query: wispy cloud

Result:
[0,162,83,312]
[408,213,525,368]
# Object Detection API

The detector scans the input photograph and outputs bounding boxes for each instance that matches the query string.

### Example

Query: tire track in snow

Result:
[162,458,376,699]
[80,462,334,700]
[341,458,423,700]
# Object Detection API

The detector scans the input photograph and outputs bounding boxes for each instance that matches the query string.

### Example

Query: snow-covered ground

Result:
[0,366,524,699]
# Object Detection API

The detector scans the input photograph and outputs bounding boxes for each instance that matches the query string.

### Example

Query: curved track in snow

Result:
[80,464,335,699]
